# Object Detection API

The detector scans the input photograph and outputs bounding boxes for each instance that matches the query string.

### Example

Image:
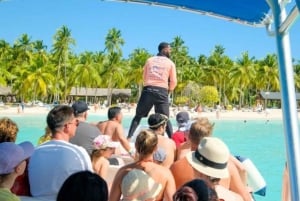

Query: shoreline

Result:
[0,105,294,121]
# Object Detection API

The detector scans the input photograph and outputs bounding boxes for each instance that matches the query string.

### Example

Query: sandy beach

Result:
[0,105,295,121]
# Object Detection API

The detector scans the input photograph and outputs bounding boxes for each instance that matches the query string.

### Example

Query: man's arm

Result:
[116,125,132,154]
[164,169,176,201]
[168,63,177,91]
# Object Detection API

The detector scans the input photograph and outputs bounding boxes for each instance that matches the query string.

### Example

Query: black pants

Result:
[127,86,173,138]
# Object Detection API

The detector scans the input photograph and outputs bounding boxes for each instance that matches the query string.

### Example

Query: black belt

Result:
[144,86,167,92]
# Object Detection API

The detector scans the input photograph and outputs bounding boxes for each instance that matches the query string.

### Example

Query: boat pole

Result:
[269,0,300,200]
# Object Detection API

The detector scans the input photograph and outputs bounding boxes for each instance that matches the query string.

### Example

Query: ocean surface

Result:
[8,113,290,201]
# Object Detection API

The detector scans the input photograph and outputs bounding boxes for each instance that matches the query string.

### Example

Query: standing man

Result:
[127,42,177,139]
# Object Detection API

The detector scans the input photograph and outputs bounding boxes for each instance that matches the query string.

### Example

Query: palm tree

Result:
[101,52,127,106]
[205,45,233,106]
[256,54,279,108]
[102,28,125,106]
[13,34,33,64]
[127,48,151,100]
[294,60,300,91]
[51,25,75,102]
[70,51,102,102]
[170,36,192,100]
[14,50,54,102]
[256,54,279,92]
[104,28,124,55]
[229,51,256,107]
[0,40,13,86]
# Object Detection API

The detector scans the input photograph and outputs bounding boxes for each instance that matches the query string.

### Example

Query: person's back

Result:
[70,101,101,155]
[113,161,174,201]
[96,106,132,156]
[147,113,176,168]
[172,111,190,148]
[170,157,194,189]
[157,135,176,168]
[28,105,93,200]
[70,121,101,155]
[109,130,175,201]
[176,118,251,201]
[97,120,119,141]
[143,55,176,90]
[29,138,93,199]
[176,141,191,161]
[127,42,177,140]
[171,137,244,201]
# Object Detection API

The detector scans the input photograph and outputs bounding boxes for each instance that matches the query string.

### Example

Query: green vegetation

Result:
[0,25,300,108]
[199,86,219,107]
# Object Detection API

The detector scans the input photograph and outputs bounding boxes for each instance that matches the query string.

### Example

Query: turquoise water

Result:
[8,114,288,201]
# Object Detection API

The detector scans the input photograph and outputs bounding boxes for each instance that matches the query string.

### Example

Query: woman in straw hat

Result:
[109,130,176,201]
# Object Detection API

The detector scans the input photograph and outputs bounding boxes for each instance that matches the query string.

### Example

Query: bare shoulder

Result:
[97,121,107,129]
[168,138,176,149]
[114,163,135,179]
[154,163,173,176]
[170,157,187,171]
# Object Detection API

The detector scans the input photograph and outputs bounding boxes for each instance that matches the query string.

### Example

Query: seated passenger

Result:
[70,101,102,156]
[28,105,93,200]
[91,135,118,183]
[96,106,133,157]
[171,137,243,201]
[0,142,34,201]
[172,111,190,147]
[175,118,251,201]
[147,113,176,168]
[109,130,176,201]
[0,117,31,196]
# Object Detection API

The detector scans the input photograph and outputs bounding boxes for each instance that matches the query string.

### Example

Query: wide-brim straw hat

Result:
[186,137,229,179]
[121,169,162,201]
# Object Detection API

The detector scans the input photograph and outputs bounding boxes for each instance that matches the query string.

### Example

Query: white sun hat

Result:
[186,137,230,179]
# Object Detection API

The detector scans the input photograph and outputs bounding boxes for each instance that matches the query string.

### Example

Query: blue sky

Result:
[0,0,299,60]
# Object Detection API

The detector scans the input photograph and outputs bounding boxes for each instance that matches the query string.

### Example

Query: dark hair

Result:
[173,179,218,201]
[148,113,168,130]
[108,106,121,120]
[158,42,169,52]
[47,105,74,133]
[56,171,108,201]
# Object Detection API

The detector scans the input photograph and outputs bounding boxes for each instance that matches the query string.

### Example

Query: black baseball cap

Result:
[72,101,89,115]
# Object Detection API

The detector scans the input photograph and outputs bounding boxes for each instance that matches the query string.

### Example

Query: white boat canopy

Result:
[108,0,300,200]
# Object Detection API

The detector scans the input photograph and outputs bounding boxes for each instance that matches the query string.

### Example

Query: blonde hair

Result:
[135,130,158,157]
[0,117,19,142]
[189,117,214,145]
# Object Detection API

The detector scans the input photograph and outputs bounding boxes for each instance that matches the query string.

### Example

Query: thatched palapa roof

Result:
[260,91,300,100]
[0,86,13,95]
[69,87,131,97]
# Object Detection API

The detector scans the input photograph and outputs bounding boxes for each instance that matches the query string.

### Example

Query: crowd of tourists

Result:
[0,100,264,201]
